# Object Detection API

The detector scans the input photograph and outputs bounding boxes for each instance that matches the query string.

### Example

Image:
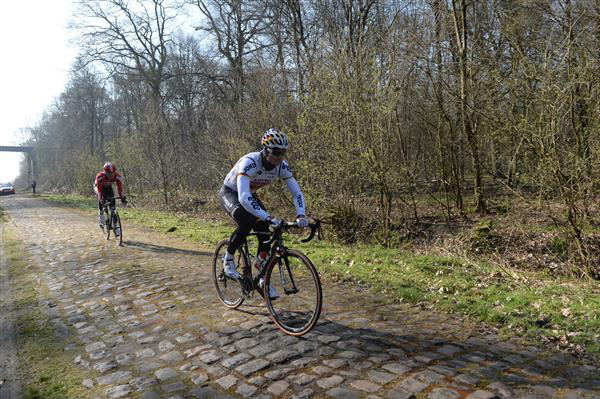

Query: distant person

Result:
[31,180,36,194]
[94,162,127,227]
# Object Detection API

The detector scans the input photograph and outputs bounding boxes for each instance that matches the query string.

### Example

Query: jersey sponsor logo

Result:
[281,162,292,173]
[247,196,261,210]
[296,194,304,208]
[243,162,257,174]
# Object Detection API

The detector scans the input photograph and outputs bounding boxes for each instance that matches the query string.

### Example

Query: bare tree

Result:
[186,0,270,104]
[74,0,181,204]
[449,0,486,213]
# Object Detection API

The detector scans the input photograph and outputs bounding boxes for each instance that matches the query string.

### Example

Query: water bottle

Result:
[254,251,268,270]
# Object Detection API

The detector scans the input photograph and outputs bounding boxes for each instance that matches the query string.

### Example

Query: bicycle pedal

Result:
[240,277,254,295]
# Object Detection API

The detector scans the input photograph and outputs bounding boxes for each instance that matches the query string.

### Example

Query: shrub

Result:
[469,218,503,253]
[548,234,569,258]
[325,202,369,244]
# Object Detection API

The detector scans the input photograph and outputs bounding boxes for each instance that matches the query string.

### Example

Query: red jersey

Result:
[94,171,125,200]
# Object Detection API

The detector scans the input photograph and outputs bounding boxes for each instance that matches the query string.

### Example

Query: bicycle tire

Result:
[103,207,111,240]
[113,211,123,246]
[212,239,246,309]
[264,249,322,336]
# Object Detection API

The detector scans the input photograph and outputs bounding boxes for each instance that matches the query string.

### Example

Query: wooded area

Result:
[17,0,600,278]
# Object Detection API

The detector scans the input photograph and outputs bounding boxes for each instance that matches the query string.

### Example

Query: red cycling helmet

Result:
[103,162,116,173]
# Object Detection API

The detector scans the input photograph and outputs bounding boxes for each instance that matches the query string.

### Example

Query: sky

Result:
[0,0,77,183]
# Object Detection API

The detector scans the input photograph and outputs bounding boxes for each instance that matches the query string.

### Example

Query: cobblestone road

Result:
[2,195,599,399]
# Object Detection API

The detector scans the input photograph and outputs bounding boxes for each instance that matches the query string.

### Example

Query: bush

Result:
[548,234,569,258]
[167,190,208,213]
[72,155,101,196]
[495,201,510,215]
[469,218,504,253]
[324,202,375,244]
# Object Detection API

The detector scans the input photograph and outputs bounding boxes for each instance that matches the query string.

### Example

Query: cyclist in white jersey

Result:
[218,129,308,299]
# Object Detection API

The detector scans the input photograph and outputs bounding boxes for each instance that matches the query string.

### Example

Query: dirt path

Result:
[1,194,599,399]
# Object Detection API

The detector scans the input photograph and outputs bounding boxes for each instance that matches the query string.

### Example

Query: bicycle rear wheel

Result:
[265,249,322,336]
[212,239,246,309]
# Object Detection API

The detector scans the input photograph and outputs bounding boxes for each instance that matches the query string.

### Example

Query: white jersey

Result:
[224,151,293,191]
[223,151,306,220]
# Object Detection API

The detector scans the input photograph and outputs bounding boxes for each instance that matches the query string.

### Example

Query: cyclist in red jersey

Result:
[94,162,127,226]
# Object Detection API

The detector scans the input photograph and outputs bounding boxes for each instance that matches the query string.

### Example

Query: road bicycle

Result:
[101,197,123,246]
[212,220,322,336]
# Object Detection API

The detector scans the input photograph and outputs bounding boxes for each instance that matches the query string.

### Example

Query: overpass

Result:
[0,145,36,181]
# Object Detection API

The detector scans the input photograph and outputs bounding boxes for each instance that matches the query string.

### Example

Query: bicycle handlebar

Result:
[300,220,321,243]
[101,197,129,207]
[272,219,321,243]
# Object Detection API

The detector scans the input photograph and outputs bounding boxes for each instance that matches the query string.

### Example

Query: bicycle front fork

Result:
[276,256,299,295]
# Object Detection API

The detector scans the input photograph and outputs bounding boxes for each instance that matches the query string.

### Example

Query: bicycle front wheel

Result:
[103,208,111,240]
[113,211,123,246]
[212,239,245,309]
[265,249,322,336]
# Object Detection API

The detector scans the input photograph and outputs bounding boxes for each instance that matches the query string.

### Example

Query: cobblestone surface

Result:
[2,195,600,399]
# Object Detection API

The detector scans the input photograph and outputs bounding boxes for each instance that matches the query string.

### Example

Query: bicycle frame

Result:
[237,221,318,298]
[236,236,281,297]
[213,219,322,335]
[100,196,123,245]
[102,201,117,228]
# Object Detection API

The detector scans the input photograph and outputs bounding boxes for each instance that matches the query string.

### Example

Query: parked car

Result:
[0,183,16,195]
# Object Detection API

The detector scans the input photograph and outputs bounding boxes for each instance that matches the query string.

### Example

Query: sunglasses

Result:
[270,148,287,157]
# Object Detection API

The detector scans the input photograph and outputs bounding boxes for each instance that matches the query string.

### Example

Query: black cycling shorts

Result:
[219,185,266,225]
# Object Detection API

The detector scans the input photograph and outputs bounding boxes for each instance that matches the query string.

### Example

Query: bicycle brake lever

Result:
[301,220,320,243]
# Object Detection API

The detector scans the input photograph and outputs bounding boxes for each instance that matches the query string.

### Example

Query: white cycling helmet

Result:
[261,128,289,150]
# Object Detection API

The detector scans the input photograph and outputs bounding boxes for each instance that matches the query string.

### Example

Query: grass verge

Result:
[2,216,102,399]
[40,193,600,364]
